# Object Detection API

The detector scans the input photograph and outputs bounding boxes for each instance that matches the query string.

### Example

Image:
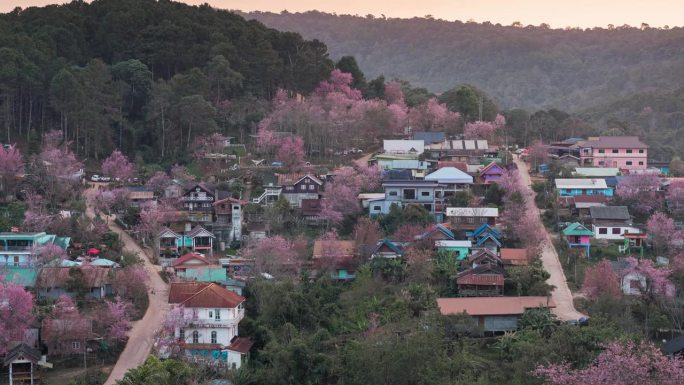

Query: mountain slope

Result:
[241,11,684,111]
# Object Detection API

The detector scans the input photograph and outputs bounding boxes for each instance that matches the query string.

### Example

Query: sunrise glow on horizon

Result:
[4,0,684,29]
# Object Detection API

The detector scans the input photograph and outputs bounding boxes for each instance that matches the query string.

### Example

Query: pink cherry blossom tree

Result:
[29,243,68,265]
[0,145,24,197]
[314,69,363,100]
[101,296,134,341]
[647,212,677,255]
[145,171,171,196]
[582,259,622,300]
[616,174,662,215]
[170,164,196,184]
[135,201,177,257]
[527,141,549,168]
[0,282,34,355]
[624,256,673,298]
[464,120,497,141]
[354,217,382,260]
[42,295,91,354]
[112,266,149,313]
[408,97,460,133]
[276,135,305,170]
[384,81,405,106]
[101,149,136,181]
[392,223,426,242]
[242,235,300,277]
[666,179,684,215]
[534,340,684,385]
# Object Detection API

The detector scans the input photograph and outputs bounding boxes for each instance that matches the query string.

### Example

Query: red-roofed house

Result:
[437,296,556,332]
[500,248,530,266]
[456,264,505,297]
[168,282,250,368]
[171,253,215,275]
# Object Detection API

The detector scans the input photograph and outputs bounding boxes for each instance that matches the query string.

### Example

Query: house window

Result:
[423,204,432,211]
[192,331,199,344]
[211,331,217,344]
[599,228,608,234]
[612,149,618,154]
[598,149,605,154]
[208,310,213,319]
[626,149,633,154]
[639,161,644,166]
[466,217,475,224]
[179,328,185,341]
[13,256,19,266]
[629,280,641,289]
[639,149,644,154]
[309,184,315,190]
[421,191,430,197]
[403,189,416,200]
[372,205,381,212]
[626,161,632,166]
[612,228,621,235]
[389,191,398,197]
[215,309,221,320]
[72,341,81,350]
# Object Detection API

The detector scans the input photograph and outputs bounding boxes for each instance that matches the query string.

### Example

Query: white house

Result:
[383,140,425,155]
[424,167,473,195]
[589,206,640,240]
[168,282,251,369]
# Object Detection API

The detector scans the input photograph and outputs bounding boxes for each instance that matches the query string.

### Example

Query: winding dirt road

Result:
[85,193,169,384]
[513,158,586,321]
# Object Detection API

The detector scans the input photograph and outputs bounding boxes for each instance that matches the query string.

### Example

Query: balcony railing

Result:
[183,196,214,201]
[0,245,32,252]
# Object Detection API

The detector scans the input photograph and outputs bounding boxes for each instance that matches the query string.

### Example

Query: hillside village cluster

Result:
[1,130,684,384]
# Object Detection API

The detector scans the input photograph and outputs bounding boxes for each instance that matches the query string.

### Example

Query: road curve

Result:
[85,192,169,384]
[513,158,586,321]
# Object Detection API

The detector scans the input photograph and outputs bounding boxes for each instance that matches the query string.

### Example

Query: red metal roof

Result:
[171,253,212,267]
[228,337,254,354]
[168,282,244,308]
[500,248,529,265]
[437,296,556,316]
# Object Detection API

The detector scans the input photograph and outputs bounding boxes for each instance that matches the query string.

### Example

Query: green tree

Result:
[335,56,366,91]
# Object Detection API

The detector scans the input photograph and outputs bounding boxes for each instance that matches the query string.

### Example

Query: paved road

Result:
[513,158,586,321]
[85,193,169,385]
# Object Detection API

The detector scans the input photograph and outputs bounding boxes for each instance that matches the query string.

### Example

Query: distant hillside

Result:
[577,87,684,161]
[240,11,684,111]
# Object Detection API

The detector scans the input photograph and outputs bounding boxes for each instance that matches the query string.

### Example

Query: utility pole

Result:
[478,96,483,121]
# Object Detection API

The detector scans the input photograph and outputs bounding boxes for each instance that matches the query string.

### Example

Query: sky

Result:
[3,0,684,28]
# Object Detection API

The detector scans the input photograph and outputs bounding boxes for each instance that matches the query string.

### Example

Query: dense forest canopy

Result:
[240,10,684,111]
[0,0,333,161]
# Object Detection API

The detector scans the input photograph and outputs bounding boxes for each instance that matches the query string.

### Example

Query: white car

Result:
[91,175,101,182]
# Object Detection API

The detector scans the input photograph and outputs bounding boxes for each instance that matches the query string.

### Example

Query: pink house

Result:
[575,136,648,171]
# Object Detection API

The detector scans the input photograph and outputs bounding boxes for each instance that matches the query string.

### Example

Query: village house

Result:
[446,207,499,231]
[180,183,244,248]
[412,131,446,145]
[479,162,504,184]
[589,206,640,240]
[0,232,70,267]
[555,178,614,198]
[171,253,216,275]
[312,239,358,281]
[158,225,216,257]
[126,186,155,207]
[383,139,425,155]
[3,343,52,385]
[369,180,446,221]
[500,248,530,266]
[371,153,429,178]
[611,259,647,296]
[467,249,502,268]
[466,224,503,253]
[456,264,506,297]
[562,222,594,257]
[437,296,556,333]
[573,167,620,178]
[42,317,94,357]
[435,240,472,261]
[424,167,474,195]
[620,232,647,257]
[370,239,407,259]
[36,267,113,299]
[424,139,492,162]
[277,173,323,208]
[220,257,256,279]
[168,282,251,369]
[574,136,648,171]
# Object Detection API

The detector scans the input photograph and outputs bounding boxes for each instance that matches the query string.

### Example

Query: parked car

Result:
[91,175,101,182]
[271,161,283,168]
[350,148,363,154]
[100,176,112,182]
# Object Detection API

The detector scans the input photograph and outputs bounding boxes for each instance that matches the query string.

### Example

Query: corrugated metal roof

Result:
[437,296,555,316]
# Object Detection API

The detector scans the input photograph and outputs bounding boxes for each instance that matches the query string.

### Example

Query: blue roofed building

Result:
[0,232,70,267]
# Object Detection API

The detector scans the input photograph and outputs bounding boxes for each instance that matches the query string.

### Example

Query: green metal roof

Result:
[0,267,38,287]
[563,222,594,236]
[0,232,47,240]
[184,267,227,282]
[54,237,71,250]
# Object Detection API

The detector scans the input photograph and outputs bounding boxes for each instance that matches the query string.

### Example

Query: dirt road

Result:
[85,195,169,384]
[513,158,586,321]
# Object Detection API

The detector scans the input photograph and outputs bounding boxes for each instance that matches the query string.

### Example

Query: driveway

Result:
[85,194,169,384]
[513,158,586,321]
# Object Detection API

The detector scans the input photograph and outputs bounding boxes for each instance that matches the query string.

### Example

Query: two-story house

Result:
[278,174,323,208]
[424,167,473,197]
[589,206,640,240]
[0,232,70,267]
[368,180,446,221]
[182,183,216,223]
[168,282,251,369]
[575,136,648,171]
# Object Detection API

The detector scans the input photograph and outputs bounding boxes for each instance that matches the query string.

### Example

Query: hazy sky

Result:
[4,0,684,28]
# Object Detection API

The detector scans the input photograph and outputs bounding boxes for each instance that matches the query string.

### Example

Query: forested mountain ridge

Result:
[240,10,684,111]
[0,0,333,161]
